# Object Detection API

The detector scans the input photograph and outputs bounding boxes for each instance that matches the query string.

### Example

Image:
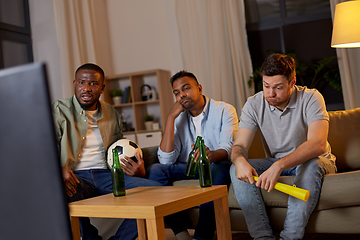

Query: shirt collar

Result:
[268,87,297,112]
[187,95,209,118]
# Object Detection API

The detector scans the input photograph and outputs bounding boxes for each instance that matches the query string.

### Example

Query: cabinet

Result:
[104,69,174,147]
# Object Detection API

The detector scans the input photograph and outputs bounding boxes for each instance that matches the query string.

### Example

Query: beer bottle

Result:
[198,139,212,187]
[111,148,126,196]
[184,136,202,178]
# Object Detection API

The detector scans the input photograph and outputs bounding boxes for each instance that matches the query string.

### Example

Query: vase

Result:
[112,96,122,105]
[144,121,153,131]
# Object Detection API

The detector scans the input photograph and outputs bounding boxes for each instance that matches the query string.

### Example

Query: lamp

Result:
[331,1,360,48]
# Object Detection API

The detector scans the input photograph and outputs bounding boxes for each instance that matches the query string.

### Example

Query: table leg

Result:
[213,196,232,240]
[70,216,81,240]
[145,217,166,240]
[137,219,147,240]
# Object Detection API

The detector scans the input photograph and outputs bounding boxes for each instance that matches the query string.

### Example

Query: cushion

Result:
[328,108,360,172]
[228,170,360,211]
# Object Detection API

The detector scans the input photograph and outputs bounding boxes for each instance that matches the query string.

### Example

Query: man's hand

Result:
[193,144,227,163]
[120,152,146,177]
[256,161,282,192]
[169,101,185,119]
[233,158,258,185]
[62,167,80,197]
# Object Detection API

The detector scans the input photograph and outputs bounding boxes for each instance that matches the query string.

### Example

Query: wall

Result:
[106,0,183,76]
[29,0,63,101]
[29,0,182,102]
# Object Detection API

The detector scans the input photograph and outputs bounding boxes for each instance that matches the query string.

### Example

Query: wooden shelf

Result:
[104,69,174,147]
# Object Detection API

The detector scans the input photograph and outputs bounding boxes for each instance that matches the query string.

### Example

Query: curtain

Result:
[53,0,113,98]
[174,0,254,113]
[330,0,360,109]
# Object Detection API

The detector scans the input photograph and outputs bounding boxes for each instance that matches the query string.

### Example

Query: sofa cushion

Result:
[328,108,360,172]
[142,146,159,169]
[228,171,360,211]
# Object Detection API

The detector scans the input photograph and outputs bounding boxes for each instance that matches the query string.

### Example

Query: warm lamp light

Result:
[331,1,360,48]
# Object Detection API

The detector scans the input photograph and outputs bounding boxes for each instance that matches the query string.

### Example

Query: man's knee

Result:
[147,163,170,180]
[211,161,230,185]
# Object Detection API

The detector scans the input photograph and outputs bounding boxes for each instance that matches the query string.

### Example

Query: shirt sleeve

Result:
[239,98,259,131]
[217,104,239,160]
[305,89,329,125]
[52,101,63,151]
[157,128,183,165]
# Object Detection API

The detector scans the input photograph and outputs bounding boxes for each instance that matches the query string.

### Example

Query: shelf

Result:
[104,69,174,148]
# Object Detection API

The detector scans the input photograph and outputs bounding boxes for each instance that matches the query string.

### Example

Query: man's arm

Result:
[257,119,329,192]
[159,102,185,152]
[231,127,257,184]
[203,104,239,163]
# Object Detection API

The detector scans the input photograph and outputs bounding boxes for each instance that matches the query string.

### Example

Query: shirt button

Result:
[82,137,85,140]
[84,119,86,122]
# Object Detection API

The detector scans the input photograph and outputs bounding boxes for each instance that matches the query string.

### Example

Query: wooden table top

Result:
[69,185,228,219]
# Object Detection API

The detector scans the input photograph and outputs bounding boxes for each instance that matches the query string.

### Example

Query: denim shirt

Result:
[157,96,238,164]
[52,96,123,169]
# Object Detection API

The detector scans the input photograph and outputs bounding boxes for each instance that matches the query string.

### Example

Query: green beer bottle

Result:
[198,139,212,187]
[111,148,126,196]
[184,136,202,178]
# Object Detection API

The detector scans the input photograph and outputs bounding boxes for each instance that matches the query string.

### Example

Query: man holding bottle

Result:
[147,70,238,240]
[53,63,161,240]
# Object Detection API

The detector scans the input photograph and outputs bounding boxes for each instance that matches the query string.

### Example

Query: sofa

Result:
[141,107,360,234]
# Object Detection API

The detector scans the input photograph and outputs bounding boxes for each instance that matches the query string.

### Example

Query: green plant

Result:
[111,88,123,97]
[248,51,342,94]
[144,114,154,122]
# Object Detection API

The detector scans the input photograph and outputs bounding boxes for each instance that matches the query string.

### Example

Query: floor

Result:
[165,229,360,240]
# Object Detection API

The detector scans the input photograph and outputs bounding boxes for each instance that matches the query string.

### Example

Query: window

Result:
[244,0,344,110]
[0,0,33,69]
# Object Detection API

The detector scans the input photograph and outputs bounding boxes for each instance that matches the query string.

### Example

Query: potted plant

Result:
[144,114,154,130]
[111,89,123,105]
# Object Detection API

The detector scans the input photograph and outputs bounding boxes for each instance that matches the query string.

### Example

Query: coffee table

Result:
[69,185,232,240]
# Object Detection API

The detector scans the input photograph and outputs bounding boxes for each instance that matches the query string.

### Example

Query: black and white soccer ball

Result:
[107,139,143,168]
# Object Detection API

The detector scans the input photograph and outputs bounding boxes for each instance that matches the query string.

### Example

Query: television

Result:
[0,63,72,240]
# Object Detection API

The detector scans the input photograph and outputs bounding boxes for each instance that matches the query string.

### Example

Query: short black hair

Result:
[260,53,296,82]
[75,63,105,81]
[170,70,199,87]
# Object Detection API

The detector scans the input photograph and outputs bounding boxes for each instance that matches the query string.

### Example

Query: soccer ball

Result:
[107,139,143,168]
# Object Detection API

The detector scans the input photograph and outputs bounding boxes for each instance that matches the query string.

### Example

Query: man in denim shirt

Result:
[147,70,238,240]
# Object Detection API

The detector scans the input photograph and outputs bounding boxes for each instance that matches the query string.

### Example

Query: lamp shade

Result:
[331,1,360,48]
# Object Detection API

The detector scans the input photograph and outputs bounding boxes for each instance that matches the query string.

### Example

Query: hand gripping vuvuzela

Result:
[253,176,310,202]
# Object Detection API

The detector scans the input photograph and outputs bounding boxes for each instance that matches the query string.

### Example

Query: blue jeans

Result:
[147,161,231,240]
[68,169,162,240]
[230,157,336,240]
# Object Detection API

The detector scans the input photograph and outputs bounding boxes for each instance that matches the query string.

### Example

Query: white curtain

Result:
[330,0,360,110]
[174,0,254,113]
[53,0,113,98]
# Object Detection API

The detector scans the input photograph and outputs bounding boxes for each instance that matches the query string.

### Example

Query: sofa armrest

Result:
[142,146,160,170]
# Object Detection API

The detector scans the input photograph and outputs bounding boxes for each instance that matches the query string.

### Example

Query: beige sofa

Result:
[142,107,360,234]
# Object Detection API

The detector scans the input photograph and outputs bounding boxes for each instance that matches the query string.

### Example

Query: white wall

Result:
[106,0,183,76]
[29,0,182,101]
[29,0,63,102]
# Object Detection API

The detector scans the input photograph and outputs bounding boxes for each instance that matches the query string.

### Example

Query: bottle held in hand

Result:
[185,136,202,178]
[198,139,212,187]
[111,148,126,196]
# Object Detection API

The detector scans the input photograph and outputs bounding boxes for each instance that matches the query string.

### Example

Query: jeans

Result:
[147,161,231,240]
[68,169,162,240]
[230,157,336,240]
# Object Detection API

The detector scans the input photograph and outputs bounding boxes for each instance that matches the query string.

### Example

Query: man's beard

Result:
[80,102,96,110]
[180,97,194,109]
[76,95,98,110]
